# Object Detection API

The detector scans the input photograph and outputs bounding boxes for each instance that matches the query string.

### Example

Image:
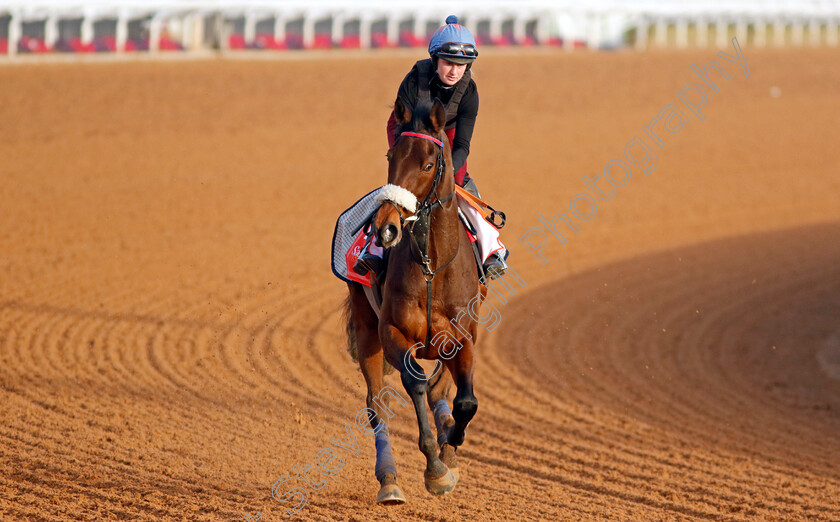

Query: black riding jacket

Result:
[393,59,478,178]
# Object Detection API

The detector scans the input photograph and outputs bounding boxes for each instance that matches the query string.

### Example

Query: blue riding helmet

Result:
[428,15,478,65]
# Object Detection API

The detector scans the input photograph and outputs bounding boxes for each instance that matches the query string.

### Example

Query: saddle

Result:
[331,187,504,317]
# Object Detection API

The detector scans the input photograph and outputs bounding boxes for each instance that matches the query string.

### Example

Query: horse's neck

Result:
[427,199,461,262]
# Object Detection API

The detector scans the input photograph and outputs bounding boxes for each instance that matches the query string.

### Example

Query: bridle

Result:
[399,132,452,210]
[387,131,459,279]
[383,130,461,355]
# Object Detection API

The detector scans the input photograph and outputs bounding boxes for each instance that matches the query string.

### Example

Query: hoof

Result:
[439,444,458,475]
[424,468,457,496]
[376,483,406,505]
[449,467,460,482]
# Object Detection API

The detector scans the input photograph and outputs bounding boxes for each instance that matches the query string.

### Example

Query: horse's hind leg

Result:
[348,285,406,505]
[362,357,406,505]
[426,369,459,480]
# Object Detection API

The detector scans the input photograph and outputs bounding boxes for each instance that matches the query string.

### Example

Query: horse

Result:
[344,97,486,504]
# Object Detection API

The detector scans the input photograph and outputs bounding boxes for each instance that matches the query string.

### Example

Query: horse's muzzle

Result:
[377,223,401,249]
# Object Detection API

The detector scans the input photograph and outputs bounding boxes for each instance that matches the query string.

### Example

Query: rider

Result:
[355,15,508,280]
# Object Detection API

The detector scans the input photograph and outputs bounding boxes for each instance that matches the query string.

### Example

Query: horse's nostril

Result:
[380,224,399,245]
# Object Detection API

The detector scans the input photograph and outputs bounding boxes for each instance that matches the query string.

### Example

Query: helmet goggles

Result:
[434,42,478,64]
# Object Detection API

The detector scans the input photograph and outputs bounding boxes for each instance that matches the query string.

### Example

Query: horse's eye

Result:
[423,162,434,171]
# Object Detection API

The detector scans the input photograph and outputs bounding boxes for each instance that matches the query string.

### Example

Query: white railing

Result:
[1,1,839,57]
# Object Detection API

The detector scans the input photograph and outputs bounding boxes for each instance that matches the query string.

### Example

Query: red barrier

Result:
[255,34,287,50]
[371,32,393,48]
[19,37,51,53]
[340,35,360,49]
[69,38,95,53]
[228,34,246,49]
[97,36,117,52]
[491,35,514,46]
[0,30,554,57]
[312,34,332,49]
[399,30,425,47]
[159,37,182,51]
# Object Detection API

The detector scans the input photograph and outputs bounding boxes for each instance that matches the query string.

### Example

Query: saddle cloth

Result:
[331,187,384,287]
[331,187,505,286]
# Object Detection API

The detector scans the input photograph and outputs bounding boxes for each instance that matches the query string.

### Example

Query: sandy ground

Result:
[1,46,839,521]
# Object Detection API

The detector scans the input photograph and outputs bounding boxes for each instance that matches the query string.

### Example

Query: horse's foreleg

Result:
[426,369,458,478]
[383,326,456,496]
[400,367,458,495]
[444,342,478,448]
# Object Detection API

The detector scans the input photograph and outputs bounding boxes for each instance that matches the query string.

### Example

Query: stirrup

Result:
[353,253,383,277]
[482,253,507,280]
[484,265,505,280]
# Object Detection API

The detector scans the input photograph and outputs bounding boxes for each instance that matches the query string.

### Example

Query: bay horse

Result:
[344,98,486,504]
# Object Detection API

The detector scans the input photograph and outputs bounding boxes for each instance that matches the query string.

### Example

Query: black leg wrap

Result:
[453,397,478,424]
[449,396,478,447]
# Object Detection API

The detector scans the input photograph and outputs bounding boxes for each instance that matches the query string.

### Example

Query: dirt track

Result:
[1,47,839,521]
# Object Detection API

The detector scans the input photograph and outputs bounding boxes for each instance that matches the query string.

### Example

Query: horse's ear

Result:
[394,97,412,126]
[429,99,446,134]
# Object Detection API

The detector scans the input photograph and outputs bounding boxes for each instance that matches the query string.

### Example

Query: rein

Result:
[390,131,460,356]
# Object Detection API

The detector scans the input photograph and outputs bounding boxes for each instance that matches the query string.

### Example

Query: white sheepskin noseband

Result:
[376,184,418,213]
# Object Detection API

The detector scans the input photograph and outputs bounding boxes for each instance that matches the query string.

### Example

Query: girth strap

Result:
[414,237,460,354]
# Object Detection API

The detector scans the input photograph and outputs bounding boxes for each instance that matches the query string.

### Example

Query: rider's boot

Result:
[483,251,508,280]
[461,178,508,280]
[353,235,385,278]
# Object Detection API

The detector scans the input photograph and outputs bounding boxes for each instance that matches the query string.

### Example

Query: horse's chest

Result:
[386,276,473,331]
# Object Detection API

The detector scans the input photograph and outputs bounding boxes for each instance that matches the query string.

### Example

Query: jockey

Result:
[355,15,508,280]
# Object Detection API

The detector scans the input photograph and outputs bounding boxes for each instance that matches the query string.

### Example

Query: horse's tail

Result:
[343,292,395,375]
[343,295,359,363]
